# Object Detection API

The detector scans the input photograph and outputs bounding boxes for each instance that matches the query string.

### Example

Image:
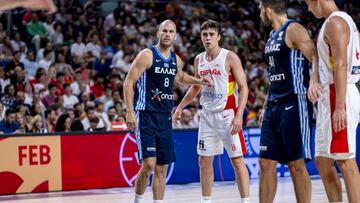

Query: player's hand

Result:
[200,76,213,87]
[126,110,137,131]
[308,81,323,103]
[332,108,347,132]
[172,108,182,125]
[230,115,243,135]
[258,109,264,128]
[22,0,57,13]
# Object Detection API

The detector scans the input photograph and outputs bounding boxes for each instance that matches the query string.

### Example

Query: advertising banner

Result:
[0,125,359,194]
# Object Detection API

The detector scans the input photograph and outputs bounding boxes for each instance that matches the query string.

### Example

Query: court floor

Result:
[0,177,348,203]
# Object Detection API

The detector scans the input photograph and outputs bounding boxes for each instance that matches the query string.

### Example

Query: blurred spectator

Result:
[173,109,197,129]
[41,83,57,108]
[38,50,53,71]
[44,107,56,133]
[55,113,71,132]
[70,118,84,132]
[63,84,79,109]
[11,32,27,52]
[70,34,86,61]
[27,12,48,52]
[0,108,23,134]
[1,84,16,109]
[21,50,39,78]
[48,22,64,46]
[30,115,47,133]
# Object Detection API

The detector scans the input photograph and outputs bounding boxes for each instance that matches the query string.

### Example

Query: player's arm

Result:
[175,55,213,86]
[0,0,57,13]
[286,22,322,103]
[172,55,202,124]
[123,49,152,130]
[325,16,350,132]
[228,51,248,134]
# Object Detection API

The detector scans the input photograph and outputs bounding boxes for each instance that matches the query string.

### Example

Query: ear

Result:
[174,34,177,40]
[266,7,272,17]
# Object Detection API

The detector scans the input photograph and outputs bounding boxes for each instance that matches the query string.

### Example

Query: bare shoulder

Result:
[138,48,153,60]
[287,22,307,36]
[285,22,310,49]
[226,50,241,63]
[326,16,349,31]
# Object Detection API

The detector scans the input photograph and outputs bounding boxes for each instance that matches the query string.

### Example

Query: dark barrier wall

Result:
[0,125,359,194]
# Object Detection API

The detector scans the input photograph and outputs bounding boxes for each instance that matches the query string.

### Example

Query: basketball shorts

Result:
[315,84,360,160]
[197,108,247,158]
[259,94,312,164]
[135,111,175,165]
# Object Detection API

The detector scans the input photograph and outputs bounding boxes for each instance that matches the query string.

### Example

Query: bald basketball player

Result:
[306,0,360,202]
[123,20,212,203]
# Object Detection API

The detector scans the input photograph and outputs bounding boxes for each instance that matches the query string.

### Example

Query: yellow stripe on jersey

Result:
[329,56,335,71]
[228,82,235,96]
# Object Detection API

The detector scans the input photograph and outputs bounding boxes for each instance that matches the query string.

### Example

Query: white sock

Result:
[241,197,250,203]
[134,193,144,203]
[201,196,211,203]
[153,200,163,203]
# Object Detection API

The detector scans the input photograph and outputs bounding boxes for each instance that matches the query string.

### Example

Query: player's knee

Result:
[337,160,357,174]
[154,165,167,177]
[287,160,306,175]
[142,162,156,174]
[259,158,276,173]
[198,157,212,169]
[231,157,245,170]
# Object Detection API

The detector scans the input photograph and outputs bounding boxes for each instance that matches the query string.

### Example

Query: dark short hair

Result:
[5,108,16,116]
[200,20,222,35]
[260,0,287,14]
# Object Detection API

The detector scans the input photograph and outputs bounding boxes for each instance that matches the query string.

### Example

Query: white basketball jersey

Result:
[198,48,237,112]
[317,11,360,85]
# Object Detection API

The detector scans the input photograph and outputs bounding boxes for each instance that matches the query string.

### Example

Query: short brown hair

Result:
[200,20,222,35]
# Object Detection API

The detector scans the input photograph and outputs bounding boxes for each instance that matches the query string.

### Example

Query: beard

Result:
[262,14,272,27]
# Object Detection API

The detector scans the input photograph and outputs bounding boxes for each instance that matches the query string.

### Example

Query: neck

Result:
[323,2,339,18]
[155,44,171,57]
[272,14,288,32]
[206,46,221,61]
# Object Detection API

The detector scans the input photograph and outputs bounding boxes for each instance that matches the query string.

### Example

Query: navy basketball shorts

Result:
[259,94,312,164]
[135,111,175,165]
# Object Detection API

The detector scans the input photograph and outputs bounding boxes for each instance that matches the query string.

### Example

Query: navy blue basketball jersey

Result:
[134,46,178,113]
[265,20,311,101]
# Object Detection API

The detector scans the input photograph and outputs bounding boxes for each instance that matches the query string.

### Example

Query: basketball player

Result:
[306,0,360,202]
[172,20,250,203]
[123,20,212,203]
[0,0,57,13]
[258,0,317,202]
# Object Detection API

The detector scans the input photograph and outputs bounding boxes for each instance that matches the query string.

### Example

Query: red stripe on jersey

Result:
[224,94,236,110]
[230,108,247,155]
[329,84,349,153]
[228,73,235,82]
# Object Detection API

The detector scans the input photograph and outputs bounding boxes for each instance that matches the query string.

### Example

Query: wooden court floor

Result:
[0,177,348,203]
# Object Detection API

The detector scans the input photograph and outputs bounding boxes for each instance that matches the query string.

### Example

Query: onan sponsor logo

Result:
[201,92,223,99]
[269,73,285,82]
[161,94,174,100]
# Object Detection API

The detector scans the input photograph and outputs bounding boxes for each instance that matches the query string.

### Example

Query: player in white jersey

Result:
[172,20,249,203]
[306,0,360,202]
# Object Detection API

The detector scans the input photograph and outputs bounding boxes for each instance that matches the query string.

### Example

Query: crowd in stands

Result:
[0,0,358,134]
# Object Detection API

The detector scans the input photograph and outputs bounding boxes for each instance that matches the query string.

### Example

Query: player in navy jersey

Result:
[258,0,318,203]
[123,20,212,203]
